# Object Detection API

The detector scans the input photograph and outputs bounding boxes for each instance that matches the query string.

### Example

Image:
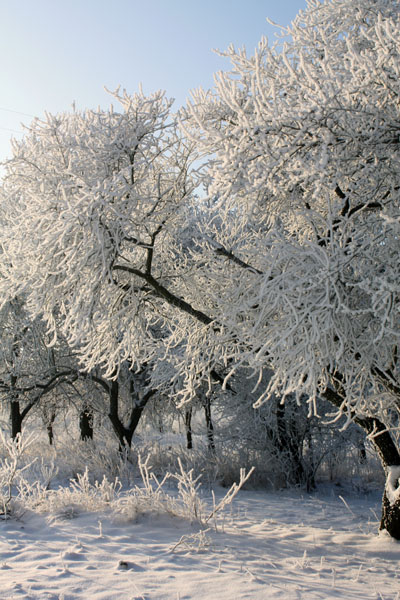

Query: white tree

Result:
[1,90,194,370]
[2,0,400,538]
[183,0,400,536]
[0,297,79,439]
[0,88,239,420]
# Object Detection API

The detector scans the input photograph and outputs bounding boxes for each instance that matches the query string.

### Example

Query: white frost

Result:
[385,466,400,506]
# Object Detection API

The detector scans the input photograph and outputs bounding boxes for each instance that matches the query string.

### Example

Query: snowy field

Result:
[1,483,399,600]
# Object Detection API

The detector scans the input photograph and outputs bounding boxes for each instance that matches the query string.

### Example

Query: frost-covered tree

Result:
[0,298,78,438]
[0,90,200,373]
[2,1,400,538]
[183,0,400,537]
[0,89,236,430]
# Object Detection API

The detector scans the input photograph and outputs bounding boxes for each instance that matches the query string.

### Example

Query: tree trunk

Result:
[203,397,215,453]
[323,387,400,539]
[357,416,400,539]
[107,377,155,450]
[9,373,23,439]
[47,423,54,445]
[79,408,93,441]
[126,388,156,446]
[358,440,367,464]
[7,371,76,441]
[185,407,193,449]
[276,399,307,487]
[47,411,56,445]
[108,379,127,451]
[10,400,22,439]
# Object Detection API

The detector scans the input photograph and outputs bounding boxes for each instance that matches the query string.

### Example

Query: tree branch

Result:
[113,264,213,326]
[214,245,263,275]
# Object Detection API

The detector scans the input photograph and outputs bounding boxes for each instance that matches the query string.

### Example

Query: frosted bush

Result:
[17,468,116,515]
[55,436,135,486]
[114,455,207,524]
[10,449,253,533]
[0,430,37,517]
[115,455,253,529]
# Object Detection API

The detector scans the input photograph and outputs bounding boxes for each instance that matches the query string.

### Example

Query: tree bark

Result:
[124,389,155,447]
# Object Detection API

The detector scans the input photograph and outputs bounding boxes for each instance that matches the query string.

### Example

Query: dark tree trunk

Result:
[107,377,155,450]
[276,399,308,487]
[185,407,193,450]
[6,370,76,441]
[10,400,23,440]
[79,409,93,441]
[323,387,400,540]
[381,492,400,539]
[47,411,56,445]
[108,379,127,451]
[304,425,316,491]
[357,416,400,539]
[10,373,23,439]
[358,441,367,464]
[203,397,215,453]
[47,423,54,445]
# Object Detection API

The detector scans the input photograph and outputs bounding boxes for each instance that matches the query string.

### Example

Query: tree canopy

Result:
[1,0,400,536]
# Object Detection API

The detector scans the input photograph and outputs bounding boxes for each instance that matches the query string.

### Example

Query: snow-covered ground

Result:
[1,484,399,600]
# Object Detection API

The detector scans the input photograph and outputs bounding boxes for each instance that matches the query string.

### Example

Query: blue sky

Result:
[0,0,306,162]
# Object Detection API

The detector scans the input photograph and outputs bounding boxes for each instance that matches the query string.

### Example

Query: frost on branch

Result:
[0,89,207,383]
[184,0,400,416]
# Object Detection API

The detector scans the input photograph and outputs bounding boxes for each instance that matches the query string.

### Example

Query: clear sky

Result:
[0,0,307,163]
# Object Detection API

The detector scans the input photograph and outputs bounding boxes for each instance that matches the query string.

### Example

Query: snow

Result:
[1,487,400,600]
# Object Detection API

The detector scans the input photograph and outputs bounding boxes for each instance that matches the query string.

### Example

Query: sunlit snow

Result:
[1,484,398,600]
